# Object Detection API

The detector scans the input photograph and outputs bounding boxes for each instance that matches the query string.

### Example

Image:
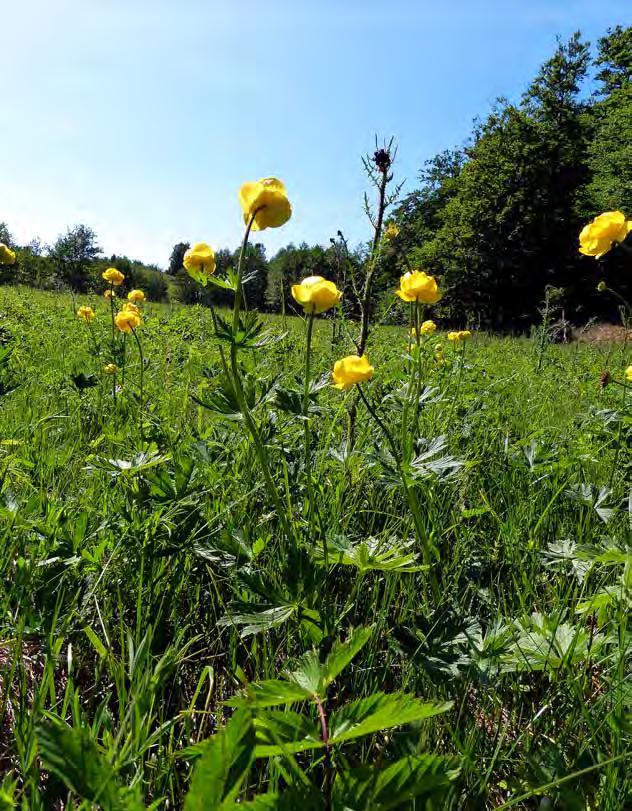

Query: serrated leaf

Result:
[332,753,460,809]
[184,709,255,811]
[253,710,323,757]
[319,626,373,688]
[225,679,312,709]
[329,693,452,744]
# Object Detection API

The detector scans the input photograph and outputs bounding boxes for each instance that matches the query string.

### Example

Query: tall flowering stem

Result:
[229,214,294,546]
[303,309,317,537]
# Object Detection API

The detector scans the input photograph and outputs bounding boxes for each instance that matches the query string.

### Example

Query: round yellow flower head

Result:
[123,302,141,316]
[127,289,145,303]
[114,309,141,333]
[597,281,607,292]
[579,211,632,258]
[626,365,632,383]
[103,363,118,375]
[239,177,292,231]
[104,288,116,299]
[291,276,342,314]
[448,330,472,343]
[420,319,437,336]
[332,355,374,390]
[76,306,96,322]
[183,242,216,285]
[396,270,442,304]
[384,222,399,241]
[102,267,125,286]
[0,243,16,265]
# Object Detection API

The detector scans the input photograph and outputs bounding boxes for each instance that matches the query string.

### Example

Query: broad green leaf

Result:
[332,753,460,809]
[329,693,452,744]
[225,679,312,709]
[184,709,255,811]
[253,710,323,757]
[36,720,122,811]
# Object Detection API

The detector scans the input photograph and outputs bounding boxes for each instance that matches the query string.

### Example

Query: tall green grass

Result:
[0,285,630,808]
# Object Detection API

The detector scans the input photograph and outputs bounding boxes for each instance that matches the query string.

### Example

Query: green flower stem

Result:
[109,284,116,352]
[412,301,425,437]
[302,309,319,549]
[229,213,295,547]
[131,327,144,440]
[357,384,436,572]
[400,300,423,462]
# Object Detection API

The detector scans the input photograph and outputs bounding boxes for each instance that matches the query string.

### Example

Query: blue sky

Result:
[1,1,629,266]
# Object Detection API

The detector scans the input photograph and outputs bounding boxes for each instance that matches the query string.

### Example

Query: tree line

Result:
[1,25,630,330]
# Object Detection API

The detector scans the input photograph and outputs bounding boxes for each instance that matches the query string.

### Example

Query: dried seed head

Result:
[373,148,391,172]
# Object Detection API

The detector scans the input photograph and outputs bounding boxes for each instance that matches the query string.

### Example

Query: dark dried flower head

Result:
[373,148,392,172]
[599,371,611,389]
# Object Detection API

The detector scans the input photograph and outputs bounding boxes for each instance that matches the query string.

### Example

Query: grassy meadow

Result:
[0,284,630,809]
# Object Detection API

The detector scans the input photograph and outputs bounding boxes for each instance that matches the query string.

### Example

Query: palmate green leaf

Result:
[253,710,323,757]
[36,719,122,811]
[313,534,426,573]
[218,604,298,638]
[332,753,460,810]
[86,448,170,476]
[184,709,255,811]
[410,435,463,480]
[329,693,452,745]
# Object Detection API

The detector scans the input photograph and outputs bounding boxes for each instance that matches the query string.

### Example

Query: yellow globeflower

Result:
[127,289,145,303]
[448,330,472,343]
[123,302,141,316]
[579,211,632,258]
[420,319,436,335]
[102,267,125,286]
[332,355,374,390]
[115,309,141,333]
[239,177,292,231]
[384,222,399,241]
[396,270,442,304]
[103,363,118,375]
[183,242,216,285]
[291,276,342,314]
[0,243,16,265]
[76,306,96,322]
[104,289,116,299]
[626,365,632,382]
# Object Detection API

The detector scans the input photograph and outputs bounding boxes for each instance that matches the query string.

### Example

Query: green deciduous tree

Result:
[50,224,101,293]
